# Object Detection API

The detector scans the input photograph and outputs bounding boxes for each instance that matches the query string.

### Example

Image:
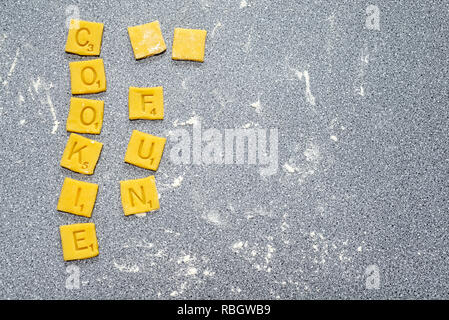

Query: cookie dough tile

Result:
[57,177,99,218]
[65,19,104,56]
[69,58,106,94]
[60,133,103,175]
[60,223,99,261]
[120,176,160,216]
[124,130,166,171]
[128,20,166,60]
[66,97,104,134]
[128,86,164,120]
[172,28,207,62]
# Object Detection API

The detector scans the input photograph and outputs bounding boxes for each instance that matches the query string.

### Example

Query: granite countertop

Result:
[0,0,448,299]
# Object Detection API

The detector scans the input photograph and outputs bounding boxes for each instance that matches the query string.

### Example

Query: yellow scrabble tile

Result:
[128,86,164,120]
[60,133,103,175]
[65,19,104,56]
[69,58,106,94]
[124,130,166,171]
[120,176,160,216]
[66,97,104,134]
[60,223,99,261]
[172,28,207,62]
[57,177,99,218]
[128,21,167,60]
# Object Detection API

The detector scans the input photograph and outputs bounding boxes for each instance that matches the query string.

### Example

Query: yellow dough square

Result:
[172,28,207,62]
[57,177,99,218]
[124,130,166,171]
[65,19,104,56]
[66,97,104,134]
[128,86,164,120]
[128,21,167,60]
[60,223,99,261]
[120,176,160,216]
[60,133,103,175]
[69,58,106,95]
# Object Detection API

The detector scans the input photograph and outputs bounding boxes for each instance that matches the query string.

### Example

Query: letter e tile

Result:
[60,223,99,261]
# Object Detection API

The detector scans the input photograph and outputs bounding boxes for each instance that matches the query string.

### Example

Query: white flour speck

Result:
[211,21,222,38]
[113,261,140,273]
[31,77,59,134]
[173,115,200,127]
[177,255,193,264]
[250,100,262,113]
[2,47,20,88]
[186,267,198,276]
[240,0,249,8]
[297,70,316,106]
[172,176,184,188]
[283,163,297,173]
[232,241,245,250]
[135,213,147,217]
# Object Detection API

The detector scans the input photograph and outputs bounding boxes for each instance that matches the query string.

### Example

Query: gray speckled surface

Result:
[1,0,448,299]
